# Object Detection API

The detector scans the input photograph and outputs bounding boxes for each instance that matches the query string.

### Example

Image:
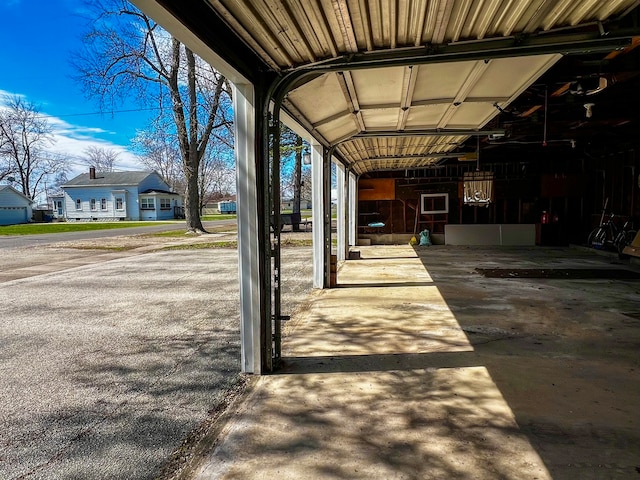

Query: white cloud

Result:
[0,88,24,98]
[0,91,143,177]
[47,116,142,177]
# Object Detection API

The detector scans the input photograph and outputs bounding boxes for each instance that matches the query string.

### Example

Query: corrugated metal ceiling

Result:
[209,0,637,69]
[204,0,639,174]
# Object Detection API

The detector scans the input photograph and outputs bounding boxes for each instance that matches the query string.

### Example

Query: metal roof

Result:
[136,0,640,174]
[208,0,636,70]
[285,53,562,173]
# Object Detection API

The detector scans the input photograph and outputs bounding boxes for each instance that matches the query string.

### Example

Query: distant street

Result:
[0,219,236,249]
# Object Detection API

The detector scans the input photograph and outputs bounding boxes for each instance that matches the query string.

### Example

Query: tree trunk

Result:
[184,150,205,232]
[184,47,206,234]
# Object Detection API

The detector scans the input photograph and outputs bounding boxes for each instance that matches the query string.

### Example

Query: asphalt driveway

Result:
[0,245,313,479]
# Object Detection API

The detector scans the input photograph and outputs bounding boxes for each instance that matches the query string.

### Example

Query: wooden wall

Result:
[356,146,640,245]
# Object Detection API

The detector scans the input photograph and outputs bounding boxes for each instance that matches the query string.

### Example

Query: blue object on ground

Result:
[419,229,432,246]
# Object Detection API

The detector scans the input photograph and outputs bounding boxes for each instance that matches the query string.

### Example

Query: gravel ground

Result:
[0,231,314,480]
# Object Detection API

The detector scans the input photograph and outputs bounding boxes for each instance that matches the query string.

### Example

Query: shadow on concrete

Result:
[222,352,538,479]
[279,351,478,374]
[348,256,420,261]
[336,281,434,288]
[412,245,640,479]
[190,245,638,479]
[476,267,640,279]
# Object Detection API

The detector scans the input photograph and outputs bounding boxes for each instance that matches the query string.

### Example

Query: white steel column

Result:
[311,142,325,288]
[233,83,261,374]
[349,172,357,247]
[336,161,346,261]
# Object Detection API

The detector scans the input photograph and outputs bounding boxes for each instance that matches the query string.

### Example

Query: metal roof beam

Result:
[437,59,491,128]
[411,96,511,107]
[353,129,505,138]
[271,28,640,106]
[336,71,366,132]
[356,97,513,110]
[292,30,638,74]
[357,153,460,161]
[396,65,419,130]
[312,110,350,128]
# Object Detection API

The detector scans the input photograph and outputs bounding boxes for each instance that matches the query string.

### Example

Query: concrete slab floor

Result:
[193,245,639,480]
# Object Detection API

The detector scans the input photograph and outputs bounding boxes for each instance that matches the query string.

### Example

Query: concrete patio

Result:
[193,245,640,480]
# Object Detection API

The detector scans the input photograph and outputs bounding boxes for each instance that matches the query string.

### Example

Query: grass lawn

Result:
[161,237,314,251]
[201,214,237,221]
[143,224,238,238]
[0,222,175,236]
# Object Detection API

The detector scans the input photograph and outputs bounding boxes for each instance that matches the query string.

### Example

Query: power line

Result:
[46,106,161,119]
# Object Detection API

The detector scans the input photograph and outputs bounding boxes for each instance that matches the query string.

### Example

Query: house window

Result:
[90,199,97,211]
[115,197,124,211]
[76,199,82,210]
[101,198,107,210]
[160,198,171,210]
[140,197,155,210]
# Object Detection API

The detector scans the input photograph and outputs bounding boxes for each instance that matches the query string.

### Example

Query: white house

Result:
[0,185,34,226]
[61,168,183,221]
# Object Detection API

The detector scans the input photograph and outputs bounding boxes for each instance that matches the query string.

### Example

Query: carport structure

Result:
[131,0,640,373]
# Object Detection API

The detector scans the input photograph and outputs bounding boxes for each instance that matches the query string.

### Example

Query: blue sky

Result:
[0,0,148,174]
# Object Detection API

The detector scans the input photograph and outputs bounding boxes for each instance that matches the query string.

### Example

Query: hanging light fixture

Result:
[302,148,311,165]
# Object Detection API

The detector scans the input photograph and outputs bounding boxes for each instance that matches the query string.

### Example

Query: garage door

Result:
[0,207,28,225]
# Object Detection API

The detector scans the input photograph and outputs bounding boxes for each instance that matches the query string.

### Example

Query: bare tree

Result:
[132,127,184,193]
[279,125,307,229]
[199,142,235,211]
[0,95,66,199]
[300,167,312,202]
[292,136,303,219]
[49,171,69,196]
[73,0,232,233]
[82,145,119,172]
[134,115,235,212]
[0,157,15,183]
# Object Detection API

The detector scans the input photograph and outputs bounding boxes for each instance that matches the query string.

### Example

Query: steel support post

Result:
[323,149,332,288]
[349,172,357,247]
[232,82,263,374]
[270,115,282,367]
[311,142,325,288]
[336,162,346,262]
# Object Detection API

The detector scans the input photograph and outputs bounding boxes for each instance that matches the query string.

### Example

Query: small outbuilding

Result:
[0,185,34,226]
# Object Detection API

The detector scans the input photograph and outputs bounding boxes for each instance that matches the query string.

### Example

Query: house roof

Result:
[0,184,34,204]
[62,171,159,187]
